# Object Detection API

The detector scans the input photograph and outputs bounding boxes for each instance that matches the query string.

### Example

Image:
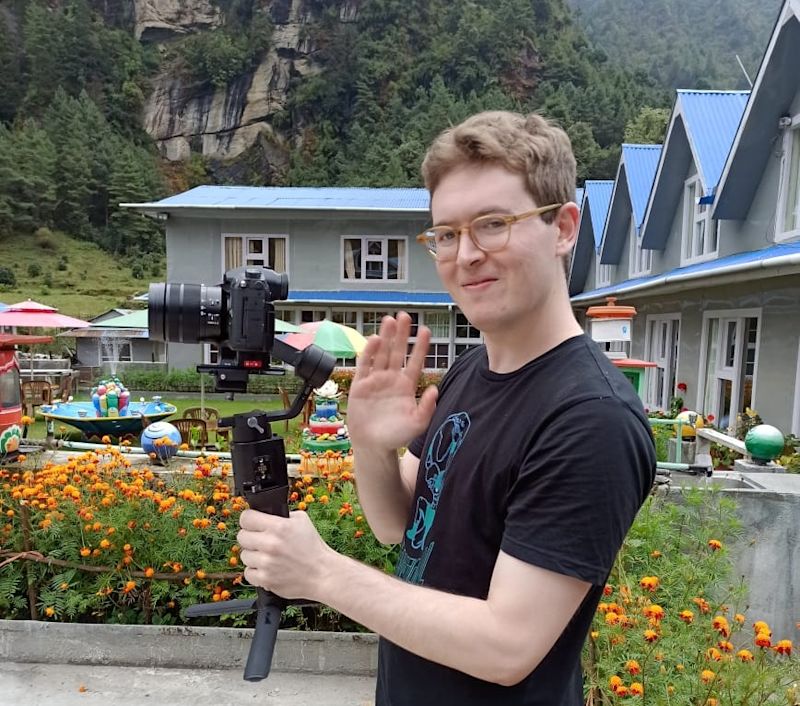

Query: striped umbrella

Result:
[279,319,367,359]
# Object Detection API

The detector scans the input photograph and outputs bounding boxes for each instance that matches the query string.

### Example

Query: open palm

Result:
[347,312,438,451]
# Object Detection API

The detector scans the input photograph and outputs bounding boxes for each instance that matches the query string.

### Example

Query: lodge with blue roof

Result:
[568,0,800,436]
[125,0,800,436]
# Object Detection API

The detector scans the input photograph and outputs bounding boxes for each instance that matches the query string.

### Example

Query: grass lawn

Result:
[0,228,162,322]
[27,396,309,453]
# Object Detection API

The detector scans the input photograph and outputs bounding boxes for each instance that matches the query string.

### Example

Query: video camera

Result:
[149,267,336,682]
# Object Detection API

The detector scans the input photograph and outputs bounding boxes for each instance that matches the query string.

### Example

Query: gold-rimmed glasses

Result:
[416,203,562,260]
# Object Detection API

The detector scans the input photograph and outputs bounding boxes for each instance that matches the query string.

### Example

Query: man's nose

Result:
[455,227,485,265]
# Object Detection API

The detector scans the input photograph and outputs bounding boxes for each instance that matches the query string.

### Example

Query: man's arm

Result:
[352,449,420,545]
[239,509,590,686]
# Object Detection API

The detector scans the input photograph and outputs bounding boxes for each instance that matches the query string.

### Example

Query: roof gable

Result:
[600,145,662,264]
[714,0,800,219]
[641,91,748,249]
[569,180,614,295]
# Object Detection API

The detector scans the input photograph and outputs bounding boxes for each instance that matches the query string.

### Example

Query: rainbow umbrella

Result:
[275,318,300,333]
[279,320,367,359]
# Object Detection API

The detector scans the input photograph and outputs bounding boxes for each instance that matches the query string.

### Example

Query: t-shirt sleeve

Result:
[501,396,655,586]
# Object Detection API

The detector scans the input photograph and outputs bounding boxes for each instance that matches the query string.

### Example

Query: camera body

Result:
[149,266,290,393]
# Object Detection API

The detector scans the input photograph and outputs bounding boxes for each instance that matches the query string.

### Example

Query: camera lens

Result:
[148,282,223,343]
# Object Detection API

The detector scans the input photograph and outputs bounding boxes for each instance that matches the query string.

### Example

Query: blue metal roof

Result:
[126,185,587,214]
[288,290,453,306]
[572,241,800,302]
[584,181,615,250]
[134,186,431,211]
[621,145,662,227]
[678,90,749,195]
[575,187,585,207]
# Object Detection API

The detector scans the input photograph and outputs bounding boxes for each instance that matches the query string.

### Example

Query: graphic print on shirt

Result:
[395,412,471,584]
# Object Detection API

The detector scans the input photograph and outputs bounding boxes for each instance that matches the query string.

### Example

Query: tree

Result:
[624,106,671,144]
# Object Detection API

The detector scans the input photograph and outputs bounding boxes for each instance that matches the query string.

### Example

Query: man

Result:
[238,111,656,705]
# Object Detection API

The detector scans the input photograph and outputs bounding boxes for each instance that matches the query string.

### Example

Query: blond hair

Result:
[421,111,576,221]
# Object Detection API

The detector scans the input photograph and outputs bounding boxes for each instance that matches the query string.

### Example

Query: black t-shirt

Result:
[376,334,656,706]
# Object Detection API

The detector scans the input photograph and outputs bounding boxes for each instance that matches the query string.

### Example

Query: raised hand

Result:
[346,312,438,452]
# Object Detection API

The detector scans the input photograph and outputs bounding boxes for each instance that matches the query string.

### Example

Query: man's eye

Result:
[480,218,506,231]
[435,229,457,243]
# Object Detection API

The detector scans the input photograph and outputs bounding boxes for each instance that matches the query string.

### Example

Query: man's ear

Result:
[554,202,580,257]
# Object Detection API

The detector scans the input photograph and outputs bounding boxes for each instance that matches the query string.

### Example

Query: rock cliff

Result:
[140,0,344,166]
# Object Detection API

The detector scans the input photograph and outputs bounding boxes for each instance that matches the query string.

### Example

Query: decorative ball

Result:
[675,410,704,439]
[744,424,785,463]
[141,421,182,461]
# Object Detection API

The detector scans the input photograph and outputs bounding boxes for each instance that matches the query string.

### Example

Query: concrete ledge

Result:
[0,620,379,675]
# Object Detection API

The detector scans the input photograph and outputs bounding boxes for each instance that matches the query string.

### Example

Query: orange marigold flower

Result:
[643,629,659,643]
[297,501,307,511]
[122,580,136,593]
[216,522,227,531]
[17,454,27,462]
[603,584,613,596]
[179,443,189,451]
[692,596,711,613]
[679,609,695,624]
[705,647,722,661]
[144,567,155,578]
[99,539,111,549]
[44,606,55,617]
[708,538,722,551]
[718,640,733,653]
[605,612,620,626]
[644,604,665,621]
[614,686,629,696]
[736,649,754,662]
[650,550,662,558]
[639,576,659,592]
[608,676,623,690]
[625,659,641,675]
[101,435,112,444]
[196,570,207,580]
[734,613,745,624]
[20,415,33,426]
[753,620,771,635]
[700,669,716,684]
[755,632,772,648]
[590,630,599,640]
[228,556,239,566]
[775,640,792,655]
[706,699,718,706]
[629,682,644,696]
[712,616,730,637]
[354,529,364,538]
[80,547,91,557]
[289,492,299,502]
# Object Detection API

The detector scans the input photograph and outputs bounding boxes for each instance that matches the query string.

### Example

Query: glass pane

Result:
[718,379,733,430]
[331,310,358,327]
[343,240,361,279]
[455,312,480,340]
[784,130,800,232]
[407,312,419,337]
[269,238,286,272]
[724,321,737,367]
[224,236,243,270]
[301,309,327,323]
[388,240,400,280]
[248,239,263,254]
[0,368,21,409]
[246,258,266,266]
[703,319,719,414]
[424,312,450,338]
[362,311,390,336]
[367,240,382,256]
[366,261,384,279]
[424,343,449,369]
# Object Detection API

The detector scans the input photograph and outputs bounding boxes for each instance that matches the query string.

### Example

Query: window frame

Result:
[681,175,718,265]
[643,314,681,412]
[628,216,652,277]
[221,234,289,275]
[340,236,409,283]
[776,115,800,242]
[595,258,615,288]
[696,308,761,430]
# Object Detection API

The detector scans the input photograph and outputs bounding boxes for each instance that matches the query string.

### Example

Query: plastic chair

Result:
[172,418,208,449]
[184,406,228,446]
[52,373,75,401]
[20,380,52,417]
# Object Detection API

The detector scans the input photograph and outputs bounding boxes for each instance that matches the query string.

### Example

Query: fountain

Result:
[39,375,176,438]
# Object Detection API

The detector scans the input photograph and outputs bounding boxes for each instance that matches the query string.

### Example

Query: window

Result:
[682,176,718,263]
[698,310,760,432]
[644,315,680,411]
[596,260,615,287]
[628,218,652,276]
[331,310,359,367]
[0,367,21,409]
[223,235,287,273]
[454,311,481,359]
[778,121,800,240]
[342,237,407,281]
[420,311,451,369]
[99,339,132,363]
[361,311,391,337]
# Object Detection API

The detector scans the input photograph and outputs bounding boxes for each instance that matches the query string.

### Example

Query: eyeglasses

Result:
[416,203,562,260]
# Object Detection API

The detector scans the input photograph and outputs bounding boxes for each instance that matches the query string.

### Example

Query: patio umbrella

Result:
[0,300,91,329]
[279,319,367,359]
[275,318,300,333]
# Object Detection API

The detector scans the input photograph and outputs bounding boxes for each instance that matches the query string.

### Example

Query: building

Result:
[569,0,800,436]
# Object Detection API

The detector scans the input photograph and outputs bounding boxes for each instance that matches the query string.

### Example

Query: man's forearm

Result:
[313,549,533,686]
[351,445,412,544]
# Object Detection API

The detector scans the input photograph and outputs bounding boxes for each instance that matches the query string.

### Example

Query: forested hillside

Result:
[568,0,780,90]
[0,0,777,271]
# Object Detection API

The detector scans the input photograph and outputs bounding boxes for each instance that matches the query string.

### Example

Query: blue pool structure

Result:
[39,398,177,438]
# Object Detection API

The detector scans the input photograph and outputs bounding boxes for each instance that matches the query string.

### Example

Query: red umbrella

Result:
[0,300,90,329]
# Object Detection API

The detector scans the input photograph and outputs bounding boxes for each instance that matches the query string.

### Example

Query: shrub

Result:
[27,263,42,278]
[0,266,16,287]
[34,227,57,250]
[57,255,68,271]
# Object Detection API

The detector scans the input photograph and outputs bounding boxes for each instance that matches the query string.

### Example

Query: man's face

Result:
[429,163,572,336]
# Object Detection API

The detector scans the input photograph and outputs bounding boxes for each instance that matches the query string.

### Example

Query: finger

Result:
[370,316,396,370]
[239,509,273,531]
[404,324,430,382]
[239,548,261,569]
[414,385,439,427]
[244,566,266,589]
[354,334,381,380]
[388,311,411,370]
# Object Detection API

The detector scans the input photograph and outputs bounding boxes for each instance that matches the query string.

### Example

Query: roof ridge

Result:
[676,88,751,95]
